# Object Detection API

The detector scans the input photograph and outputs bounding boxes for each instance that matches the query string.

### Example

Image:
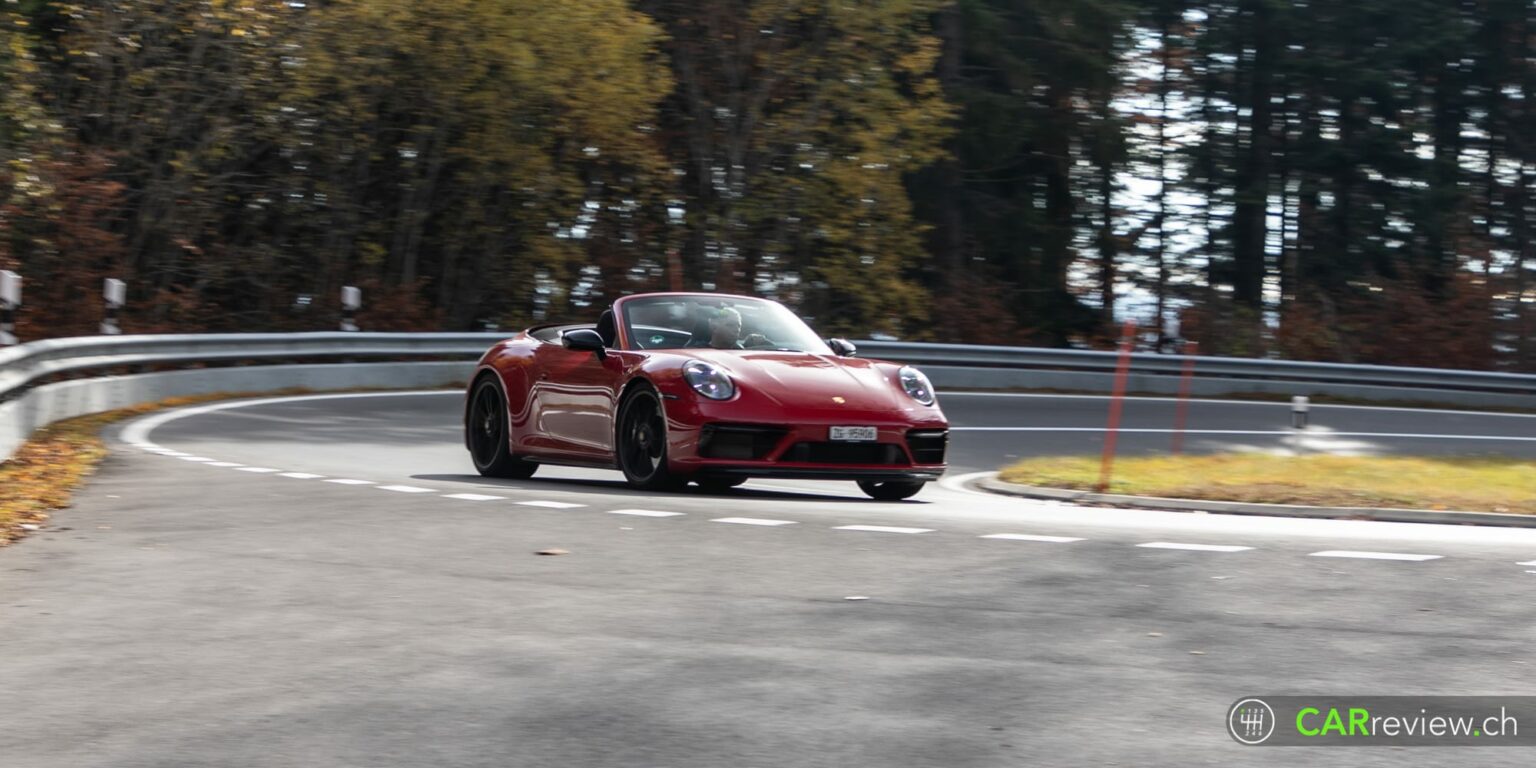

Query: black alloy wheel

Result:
[857,479,926,501]
[468,377,537,479]
[617,387,682,490]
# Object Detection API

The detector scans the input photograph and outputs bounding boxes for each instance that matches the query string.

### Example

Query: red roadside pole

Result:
[1171,340,1199,455]
[1097,320,1137,493]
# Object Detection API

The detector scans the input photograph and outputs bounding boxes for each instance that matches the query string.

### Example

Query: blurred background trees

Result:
[0,0,1532,370]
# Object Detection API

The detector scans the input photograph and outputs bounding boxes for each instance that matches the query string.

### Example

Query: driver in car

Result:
[689,307,769,349]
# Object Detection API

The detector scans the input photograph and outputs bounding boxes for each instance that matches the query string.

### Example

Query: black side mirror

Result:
[563,328,607,359]
[827,338,857,357]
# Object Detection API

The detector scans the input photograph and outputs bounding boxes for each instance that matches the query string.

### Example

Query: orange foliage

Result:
[928,275,1027,344]
[1,147,129,339]
[1277,273,1495,369]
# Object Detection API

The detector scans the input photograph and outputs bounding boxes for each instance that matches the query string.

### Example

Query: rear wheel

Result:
[617,387,683,491]
[857,479,925,501]
[695,477,746,494]
[467,377,537,479]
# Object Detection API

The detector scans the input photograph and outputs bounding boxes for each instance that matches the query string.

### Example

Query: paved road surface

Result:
[2,391,1534,767]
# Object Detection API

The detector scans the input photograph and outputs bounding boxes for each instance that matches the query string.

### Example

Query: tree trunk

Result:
[1230,0,1275,311]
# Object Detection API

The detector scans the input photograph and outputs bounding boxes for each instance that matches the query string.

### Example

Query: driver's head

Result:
[709,307,743,348]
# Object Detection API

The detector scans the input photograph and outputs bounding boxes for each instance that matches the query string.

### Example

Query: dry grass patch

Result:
[998,454,1536,514]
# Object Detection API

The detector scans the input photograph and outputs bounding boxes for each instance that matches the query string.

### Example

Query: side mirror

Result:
[563,328,607,359]
[827,338,857,357]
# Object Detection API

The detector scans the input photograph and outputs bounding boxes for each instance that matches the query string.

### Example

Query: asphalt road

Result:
[3,391,1536,767]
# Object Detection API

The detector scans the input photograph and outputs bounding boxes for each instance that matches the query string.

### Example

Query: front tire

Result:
[858,479,925,501]
[467,377,538,479]
[617,387,683,491]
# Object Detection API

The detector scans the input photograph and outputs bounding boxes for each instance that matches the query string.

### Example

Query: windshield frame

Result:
[614,294,832,355]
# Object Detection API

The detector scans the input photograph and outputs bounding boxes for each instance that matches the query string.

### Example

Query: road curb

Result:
[977,477,1536,528]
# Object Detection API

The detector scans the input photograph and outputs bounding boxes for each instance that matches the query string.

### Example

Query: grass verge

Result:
[0,385,461,546]
[998,454,1536,514]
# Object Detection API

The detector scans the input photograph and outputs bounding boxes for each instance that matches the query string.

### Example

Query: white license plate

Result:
[829,426,878,442]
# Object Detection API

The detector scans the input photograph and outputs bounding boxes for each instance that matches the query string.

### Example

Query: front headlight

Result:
[898,366,935,406]
[683,360,735,400]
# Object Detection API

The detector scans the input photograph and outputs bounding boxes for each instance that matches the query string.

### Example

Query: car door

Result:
[529,338,623,459]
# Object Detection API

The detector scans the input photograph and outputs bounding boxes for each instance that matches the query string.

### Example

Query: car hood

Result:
[673,349,917,414]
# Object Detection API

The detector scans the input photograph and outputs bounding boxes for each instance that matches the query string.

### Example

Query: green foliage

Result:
[282,0,673,326]
[641,0,954,336]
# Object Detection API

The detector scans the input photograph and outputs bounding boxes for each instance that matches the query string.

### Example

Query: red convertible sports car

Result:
[464,292,948,500]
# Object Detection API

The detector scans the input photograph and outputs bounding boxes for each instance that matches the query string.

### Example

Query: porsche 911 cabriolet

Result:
[463,292,947,500]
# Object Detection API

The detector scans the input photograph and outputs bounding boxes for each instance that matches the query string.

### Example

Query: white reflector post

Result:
[104,278,126,307]
[1291,395,1309,429]
[101,278,126,335]
[0,270,19,305]
[0,270,19,346]
[340,285,361,331]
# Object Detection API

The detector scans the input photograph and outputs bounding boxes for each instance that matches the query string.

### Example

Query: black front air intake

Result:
[780,442,907,465]
[698,424,787,460]
[905,429,948,464]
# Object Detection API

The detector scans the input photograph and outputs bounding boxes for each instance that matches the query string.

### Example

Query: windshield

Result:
[620,295,832,354]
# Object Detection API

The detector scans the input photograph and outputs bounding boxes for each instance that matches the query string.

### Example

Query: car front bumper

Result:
[693,465,945,482]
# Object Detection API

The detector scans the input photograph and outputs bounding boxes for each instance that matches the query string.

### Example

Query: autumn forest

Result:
[1,1,1533,371]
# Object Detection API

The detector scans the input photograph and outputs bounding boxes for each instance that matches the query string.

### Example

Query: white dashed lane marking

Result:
[1309,550,1443,561]
[1138,542,1254,553]
[608,509,687,517]
[981,533,1085,543]
[1517,560,1536,566]
[835,525,934,534]
[120,415,1483,572]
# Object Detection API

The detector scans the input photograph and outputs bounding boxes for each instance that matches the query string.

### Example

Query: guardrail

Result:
[0,332,504,402]
[3,332,1534,462]
[855,341,1536,399]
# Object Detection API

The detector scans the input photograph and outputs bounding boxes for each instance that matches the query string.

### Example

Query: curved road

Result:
[2,391,1535,767]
